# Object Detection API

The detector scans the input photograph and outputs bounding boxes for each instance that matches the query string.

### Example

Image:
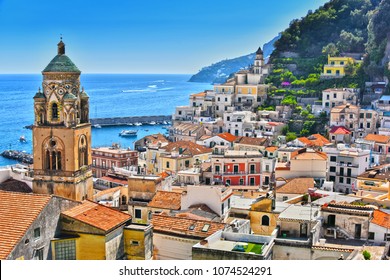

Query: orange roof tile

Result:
[371,210,390,229]
[276,178,314,194]
[234,136,268,146]
[309,134,330,147]
[0,191,51,260]
[297,137,313,146]
[162,141,212,156]
[148,191,182,210]
[151,215,225,238]
[329,126,351,135]
[364,134,390,144]
[62,200,131,232]
[266,146,278,152]
[217,132,237,143]
[191,92,206,97]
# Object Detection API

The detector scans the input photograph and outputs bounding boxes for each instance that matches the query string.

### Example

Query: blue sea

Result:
[0,74,212,166]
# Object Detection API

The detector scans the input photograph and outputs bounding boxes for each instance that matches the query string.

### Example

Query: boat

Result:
[19,135,27,142]
[93,124,102,128]
[162,121,168,125]
[149,121,156,125]
[134,122,142,126]
[119,130,138,137]
[127,123,133,126]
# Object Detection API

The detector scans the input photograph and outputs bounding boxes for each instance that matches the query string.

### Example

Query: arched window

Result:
[43,138,63,171]
[261,215,270,226]
[78,135,88,168]
[52,103,59,120]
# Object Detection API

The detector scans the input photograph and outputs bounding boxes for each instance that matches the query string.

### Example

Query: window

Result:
[54,240,76,260]
[178,111,182,115]
[265,165,270,172]
[78,135,88,168]
[282,196,288,201]
[330,156,336,162]
[135,209,142,219]
[333,93,337,98]
[249,177,255,186]
[34,248,44,260]
[51,103,59,121]
[227,116,230,121]
[166,161,170,168]
[340,61,344,65]
[185,160,190,168]
[225,98,228,102]
[261,215,270,226]
[366,113,372,118]
[329,166,336,172]
[368,232,375,240]
[34,228,41,239]
[339,177,344,183]
[360,113,364,118]
[201,224,210,232]
[130,240,140,246]
[339,167,344,176]
[221,203,224,215]
[44,138,63,171]
[228,198,231,209]
[250,164,255,174]
[239,178,244,185]
[347,178,351,184]
[326,94,330,100]
[329,176,336,182]
[215,165,220,173]
[349,114,353,119]
[367,123,371,129]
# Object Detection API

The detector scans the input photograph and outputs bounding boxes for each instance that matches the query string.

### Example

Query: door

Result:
[327,215,336,227]
[354,224,361,239]
[300,223,308,238]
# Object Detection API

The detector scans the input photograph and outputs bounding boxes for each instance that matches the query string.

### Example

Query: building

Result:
[169,123,205,142]
[32,40,93,201]
[0,191,78,260]
[158,141,212,175]
[92,146,138,178]
[329,126,352,144]
[151,214,226,260]
[322,55,355,78]
[196,132,236,148]
[192,229,275,260]
[211,150,262,187]
[330,104,379,139]
[275,148,328,184]
[368,209,390,244]
[53,200,132,260]
[321,88,358,113]
[321,202,375,241]
[324,145,371,194]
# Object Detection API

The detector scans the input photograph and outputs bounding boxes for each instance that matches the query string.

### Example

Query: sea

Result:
[0,74,212,166]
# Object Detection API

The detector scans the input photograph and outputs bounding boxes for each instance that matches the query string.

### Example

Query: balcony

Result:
[336,163,359,168]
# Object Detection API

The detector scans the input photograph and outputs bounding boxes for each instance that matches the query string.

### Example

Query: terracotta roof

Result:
[292,150,327,160]
[161,141,212,156]
[329,126,351,135]
[217,132,237,143]
[234,136,268,146]
[158,171,171,179]
[0,179,32,193]
[191,92,206,97]
[276,178,314,194]
[309,134,330,146]
[266,146,278,152]
[62,200,131,232]
[100,176,128,185]
[0,191,51,260]
[297,137,313,146]
[151,214,225,239]
[93,186,124,200]
[148,191,182,210]
[364,134,390,144]
[371,210,390,229]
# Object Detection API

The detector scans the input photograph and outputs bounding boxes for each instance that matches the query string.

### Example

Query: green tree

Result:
[322,43,339,56]
[286,132,297,142]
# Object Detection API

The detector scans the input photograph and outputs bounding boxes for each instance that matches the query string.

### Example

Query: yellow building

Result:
[249,198,279,236]
[32,39,93,201]
[124,224,153,260]
[51,200,132,260]
[323,55,355,77]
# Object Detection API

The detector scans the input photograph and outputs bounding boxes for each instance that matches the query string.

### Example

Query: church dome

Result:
[42,40,81,73]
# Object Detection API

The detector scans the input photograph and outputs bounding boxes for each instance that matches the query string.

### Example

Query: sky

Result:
[0,0,328,74]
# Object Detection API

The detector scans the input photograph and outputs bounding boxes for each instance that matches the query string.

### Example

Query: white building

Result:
[323,144,371,194]
[322,88,358,113]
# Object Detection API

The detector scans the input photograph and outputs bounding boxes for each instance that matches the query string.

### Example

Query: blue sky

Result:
[0,0,328,74]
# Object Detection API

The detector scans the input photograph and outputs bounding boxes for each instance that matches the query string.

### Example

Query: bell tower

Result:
[32,39,93,201]
[253,47,264,74]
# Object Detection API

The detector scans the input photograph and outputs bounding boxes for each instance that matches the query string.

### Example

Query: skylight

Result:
[201,224,210,232]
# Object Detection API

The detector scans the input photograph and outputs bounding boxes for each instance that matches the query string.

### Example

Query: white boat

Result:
[119,130,138,137]
[93,124,102,128]
[19,135,27,142]
[162,121,168,125]
[134,122,142,126]
[127,123,133,126]
[149,121,156,125]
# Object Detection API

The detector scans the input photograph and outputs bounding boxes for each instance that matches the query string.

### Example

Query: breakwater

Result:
[1,150,33,164]
[90,115,172,127]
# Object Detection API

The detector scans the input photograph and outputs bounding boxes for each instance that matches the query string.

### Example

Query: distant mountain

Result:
[189,34,281,84]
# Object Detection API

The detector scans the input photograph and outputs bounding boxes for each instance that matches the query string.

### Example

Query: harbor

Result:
[90,115,172,127]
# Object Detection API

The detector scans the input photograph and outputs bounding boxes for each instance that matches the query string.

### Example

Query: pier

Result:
[90,115,172,127]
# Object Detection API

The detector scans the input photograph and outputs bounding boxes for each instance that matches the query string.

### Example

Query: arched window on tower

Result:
[261,215,270,226]
[52,103,59,121]
[78,135,88,168]
[43,138,63,171]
